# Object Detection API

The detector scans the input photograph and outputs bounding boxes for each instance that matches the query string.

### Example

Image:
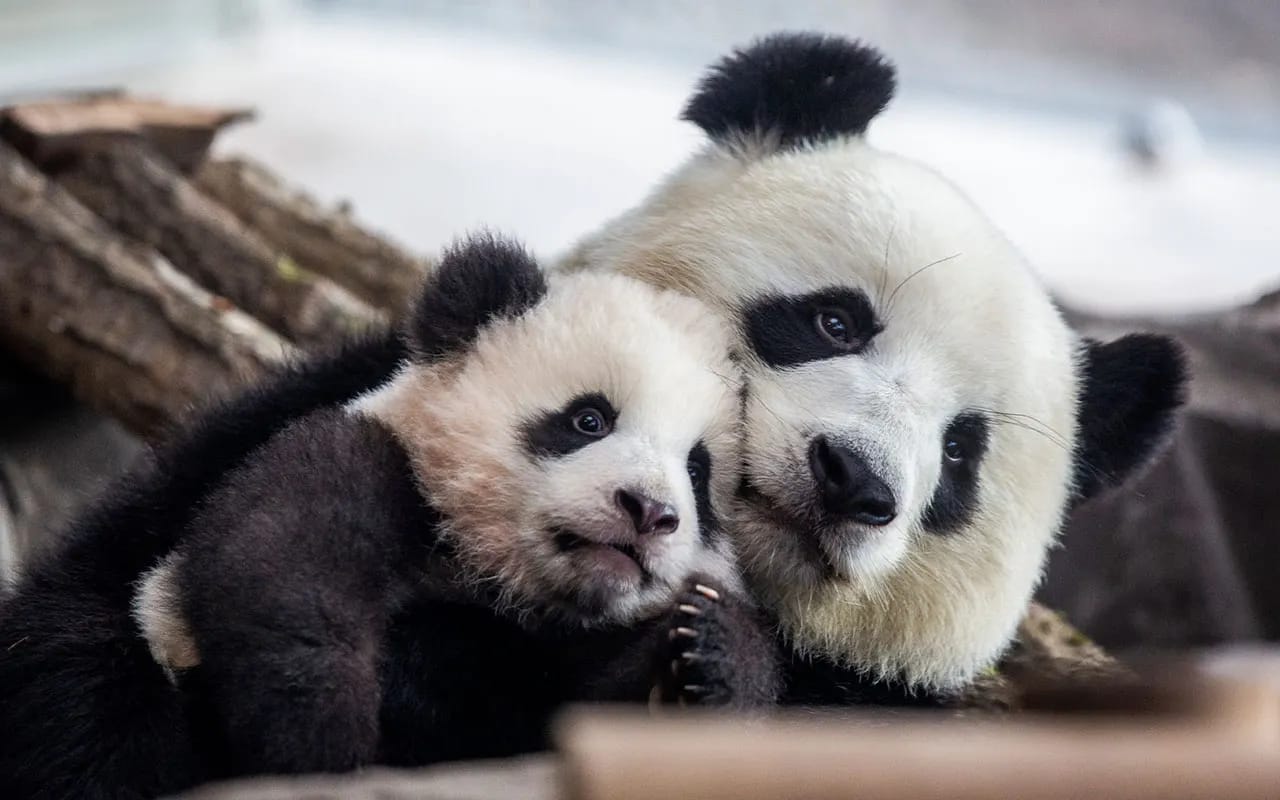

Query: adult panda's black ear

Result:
[682,32,896,152]
[1071,333,1189,504]
[406,233,547,363]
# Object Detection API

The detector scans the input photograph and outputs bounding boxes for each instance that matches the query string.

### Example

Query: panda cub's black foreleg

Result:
[656,576,781,709]
[173,409,431,777]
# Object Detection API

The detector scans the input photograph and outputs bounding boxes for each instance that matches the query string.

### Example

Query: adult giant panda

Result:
[0,235,771,798]
[562,33,1189,702]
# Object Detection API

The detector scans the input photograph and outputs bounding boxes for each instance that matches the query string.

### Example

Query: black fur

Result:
[686,440,719,544]
[177,410,435,776]
[743,288,882,368]
[377,597,679,767]
[922,413,991,534]
[0,332,404,800]
[1072,334,1188,502]
[521,392,618,458]
[683,32,896,151]
[779,650,944,707]
[408,234,547,363]
[657,578,780,708]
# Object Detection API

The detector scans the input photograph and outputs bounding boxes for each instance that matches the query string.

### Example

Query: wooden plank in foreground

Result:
[558,708,1280,800]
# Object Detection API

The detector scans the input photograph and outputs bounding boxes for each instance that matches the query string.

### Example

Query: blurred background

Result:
[1,0,1278,650]
[4,0,1279,313]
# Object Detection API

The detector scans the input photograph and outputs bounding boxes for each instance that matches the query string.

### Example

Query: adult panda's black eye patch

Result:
[743,288,882,368]
[522,392,618,458]
[923,413,990,535]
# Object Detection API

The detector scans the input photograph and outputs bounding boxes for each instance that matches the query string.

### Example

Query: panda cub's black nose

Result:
[615,489,680,535]
[808,436,897,526]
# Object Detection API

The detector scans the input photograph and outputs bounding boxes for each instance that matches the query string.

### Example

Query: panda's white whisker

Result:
[877,218,898,305]
[984,414,1072,454]
[885,252,963,314]
[975,407,1072,450]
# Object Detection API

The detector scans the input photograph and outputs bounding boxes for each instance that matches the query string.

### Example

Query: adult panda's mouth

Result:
[736,478,839,579]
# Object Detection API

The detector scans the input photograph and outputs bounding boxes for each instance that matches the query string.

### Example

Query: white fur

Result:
[133,553,200,675]
[562,138,1080,689]
[350,271,743,626]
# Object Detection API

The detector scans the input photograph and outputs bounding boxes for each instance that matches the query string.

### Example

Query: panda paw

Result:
[656,578,780,709]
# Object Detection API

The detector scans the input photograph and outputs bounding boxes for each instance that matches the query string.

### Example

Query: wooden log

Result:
[558,702,1280,800]
[0,140,289,437]
[44,140,386,347]
[196,157,428,312]
[0,93,251,173]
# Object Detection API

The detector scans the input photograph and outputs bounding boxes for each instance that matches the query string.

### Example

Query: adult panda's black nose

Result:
[808,436,897,526]
[615,489,680,535]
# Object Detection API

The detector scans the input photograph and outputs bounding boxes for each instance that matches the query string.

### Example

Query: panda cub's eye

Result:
[686,461,705,485]
[685,442,711,489]
[943,439,965,462]
[571,408,611,437]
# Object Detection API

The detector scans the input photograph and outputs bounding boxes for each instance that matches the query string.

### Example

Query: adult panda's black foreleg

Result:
[173,408,433,777]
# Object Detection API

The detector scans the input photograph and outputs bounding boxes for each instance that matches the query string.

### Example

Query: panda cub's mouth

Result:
[551,527,648,583]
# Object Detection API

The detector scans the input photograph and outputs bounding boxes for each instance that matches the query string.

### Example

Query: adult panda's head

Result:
[562,34,1188,687]
[356,234,742,627]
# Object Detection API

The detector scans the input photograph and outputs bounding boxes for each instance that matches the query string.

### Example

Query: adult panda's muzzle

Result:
[807,436,897,526]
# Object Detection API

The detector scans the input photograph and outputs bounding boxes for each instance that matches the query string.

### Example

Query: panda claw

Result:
[678,603,702,616]
[693,584,721,601]
[683,684,707,695]
[670,626,699,640]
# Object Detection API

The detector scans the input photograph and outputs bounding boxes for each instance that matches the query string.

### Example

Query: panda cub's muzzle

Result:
[550,487,681,586]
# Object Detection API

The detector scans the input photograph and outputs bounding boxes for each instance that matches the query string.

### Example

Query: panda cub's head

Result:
[355,235,742,626]
[563,35,1188,687]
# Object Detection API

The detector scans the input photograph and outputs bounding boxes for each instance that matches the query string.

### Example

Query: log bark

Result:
[0,93,252,173]
[196,157,428,312]
[0,140,289,437]
[47,141,386,347]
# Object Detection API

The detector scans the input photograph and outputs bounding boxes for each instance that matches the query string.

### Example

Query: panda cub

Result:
[563,34,1190,703]
[0,234,772,798]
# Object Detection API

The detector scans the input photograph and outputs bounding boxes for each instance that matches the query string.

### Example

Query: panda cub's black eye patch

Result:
[522,392,618,458]
[743,288,882,368]
[686,440,720,544]
[923,413,991,535]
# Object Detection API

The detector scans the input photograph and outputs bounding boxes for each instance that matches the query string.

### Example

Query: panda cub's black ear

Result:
[406,233,547,363]
[1071,333,1189,504]
[682,31,896,152]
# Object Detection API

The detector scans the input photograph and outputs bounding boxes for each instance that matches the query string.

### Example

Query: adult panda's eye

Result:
[571,408,611,437]
[815,309,853,345]
[943,439,965,462]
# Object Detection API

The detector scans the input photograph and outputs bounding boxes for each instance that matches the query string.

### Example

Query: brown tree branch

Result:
[196,157,428,312]
[0,141,289,437]
[47,141,387,347]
